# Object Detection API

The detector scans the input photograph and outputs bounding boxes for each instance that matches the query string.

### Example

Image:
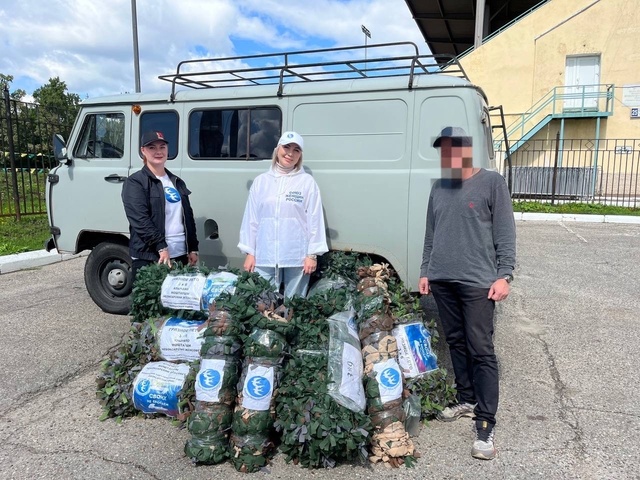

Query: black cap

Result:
[433,127,472,147]
[141,131,168,147]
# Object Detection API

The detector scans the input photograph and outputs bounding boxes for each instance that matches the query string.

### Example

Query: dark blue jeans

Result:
[429,281,499,425]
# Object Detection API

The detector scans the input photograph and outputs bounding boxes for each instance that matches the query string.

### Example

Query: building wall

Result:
[461,0,640,141]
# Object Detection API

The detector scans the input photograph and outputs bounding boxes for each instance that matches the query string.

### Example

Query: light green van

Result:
[46,42,500,314]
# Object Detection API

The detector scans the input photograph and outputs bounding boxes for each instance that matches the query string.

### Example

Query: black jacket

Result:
[121,164,199,261]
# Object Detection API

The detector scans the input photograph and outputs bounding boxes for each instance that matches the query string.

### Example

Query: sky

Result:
[0,0,428,101]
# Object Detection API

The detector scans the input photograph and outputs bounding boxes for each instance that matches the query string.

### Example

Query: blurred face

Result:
[438,137,473,180]
[277,143,302,169]
[141,140,168,166]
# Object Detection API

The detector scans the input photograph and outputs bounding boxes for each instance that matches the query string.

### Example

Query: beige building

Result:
[407,0,640,201]
[405,0,640,202]
[462,0,640,140]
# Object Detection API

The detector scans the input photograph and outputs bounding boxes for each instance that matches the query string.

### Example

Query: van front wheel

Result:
[84,242,132,315]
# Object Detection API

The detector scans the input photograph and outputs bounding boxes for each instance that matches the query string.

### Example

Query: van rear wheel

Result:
[84,242,132,315]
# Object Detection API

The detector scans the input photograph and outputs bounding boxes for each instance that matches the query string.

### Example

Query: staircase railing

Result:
[494,84,614,148]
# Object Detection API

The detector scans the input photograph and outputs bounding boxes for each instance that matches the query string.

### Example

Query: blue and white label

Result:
[164,186,181,203]
[241,364,274,411]
[201,271,238,309]
[158,317,206,362]
[132,361,190,417]
[161,273,207,311]
[393,322,438,378]
[195,358,226,402]
[373,359,403,403]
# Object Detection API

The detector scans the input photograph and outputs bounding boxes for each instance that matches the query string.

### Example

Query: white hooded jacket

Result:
[238,166,328,267]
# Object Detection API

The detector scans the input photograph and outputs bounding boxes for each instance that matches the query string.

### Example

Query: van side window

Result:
[189,107,281,160]
[73,113,125,159]
[140,111,179,159]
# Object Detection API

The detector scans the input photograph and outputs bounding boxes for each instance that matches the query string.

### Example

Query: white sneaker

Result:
[471,420,496,460]
[436,402,475,422]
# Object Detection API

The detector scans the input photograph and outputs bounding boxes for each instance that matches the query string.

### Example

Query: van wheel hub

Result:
[107,266,127,290]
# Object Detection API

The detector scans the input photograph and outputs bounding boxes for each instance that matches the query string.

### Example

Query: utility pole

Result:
[361,25,371,74]
[131,0,141,92]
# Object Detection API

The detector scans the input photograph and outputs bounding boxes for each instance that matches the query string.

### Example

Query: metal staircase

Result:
[494,84,615,154]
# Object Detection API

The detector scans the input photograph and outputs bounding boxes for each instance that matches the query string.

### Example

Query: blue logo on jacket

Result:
[164,186,181,203]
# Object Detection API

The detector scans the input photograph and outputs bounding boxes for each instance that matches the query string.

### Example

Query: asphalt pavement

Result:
[0,216,639,479]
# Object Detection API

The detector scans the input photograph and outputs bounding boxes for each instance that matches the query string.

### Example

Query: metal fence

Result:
[496,137,640,208]
[0,87,74,219]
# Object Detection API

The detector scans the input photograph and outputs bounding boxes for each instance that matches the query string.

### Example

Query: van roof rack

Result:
[158,41,468,101]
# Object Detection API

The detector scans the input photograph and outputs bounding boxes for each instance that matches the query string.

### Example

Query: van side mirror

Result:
[53,133,70,165]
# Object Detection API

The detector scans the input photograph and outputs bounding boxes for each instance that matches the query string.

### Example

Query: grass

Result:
[0,202,638,257]
[0,215,50,255]
[513,201,640,216]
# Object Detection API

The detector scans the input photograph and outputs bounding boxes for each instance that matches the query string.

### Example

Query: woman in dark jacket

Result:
[122,131,199,281]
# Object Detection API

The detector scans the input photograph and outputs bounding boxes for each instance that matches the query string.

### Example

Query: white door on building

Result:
[564,55,600,111]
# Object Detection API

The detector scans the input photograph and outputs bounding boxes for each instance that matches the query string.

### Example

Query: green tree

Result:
[0,74,26,100]
[32,76,80,126]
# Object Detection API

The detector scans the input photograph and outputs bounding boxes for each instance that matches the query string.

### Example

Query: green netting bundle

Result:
[369,404,406,431]
[275,349,373,468]
[184,430,230,465]
[200,335,242,358]
[307,275,357,297]
[183,353,241,464]
[188,401,233,435]
[206,308,243,337]
[243,328,288,358]
[229,356,281,471]
[358,312,394,340]
[230,402,274,436]
[405,369,457,419]
[354,292,387,319]
[185,399,234,464]
[229,433,274,473]
[246,309,294,339]
[96,320,160,421]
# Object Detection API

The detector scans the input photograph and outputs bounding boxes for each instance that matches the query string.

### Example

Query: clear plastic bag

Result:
[403,394,422,437]
[308,275,356,297]
[327,309,366,413]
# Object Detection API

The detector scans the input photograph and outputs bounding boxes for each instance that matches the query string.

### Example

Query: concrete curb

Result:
[0,249,88,274]
[513,212,640,223]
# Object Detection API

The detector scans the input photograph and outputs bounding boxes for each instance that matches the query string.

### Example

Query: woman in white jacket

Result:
[238,131,328,298]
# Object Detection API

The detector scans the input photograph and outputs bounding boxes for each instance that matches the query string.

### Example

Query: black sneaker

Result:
[471,420,496,460]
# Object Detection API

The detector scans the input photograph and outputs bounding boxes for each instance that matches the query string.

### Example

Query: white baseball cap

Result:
[277,131,304,151]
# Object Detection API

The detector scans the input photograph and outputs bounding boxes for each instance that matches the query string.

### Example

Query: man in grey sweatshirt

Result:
[419,127,516,461]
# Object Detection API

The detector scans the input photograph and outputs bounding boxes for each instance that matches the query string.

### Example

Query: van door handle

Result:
[104,174,127,183]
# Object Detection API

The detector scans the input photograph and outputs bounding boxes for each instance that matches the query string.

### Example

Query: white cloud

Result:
[0,0,427,99]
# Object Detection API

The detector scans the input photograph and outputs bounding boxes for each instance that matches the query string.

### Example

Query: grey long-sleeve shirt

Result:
[420,169,516,288]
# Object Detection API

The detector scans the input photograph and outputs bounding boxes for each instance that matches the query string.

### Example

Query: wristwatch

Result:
[502,274,513,284]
